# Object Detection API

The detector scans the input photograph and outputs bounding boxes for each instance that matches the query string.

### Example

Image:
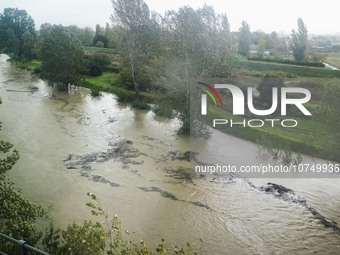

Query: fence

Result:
[0,233,49,255]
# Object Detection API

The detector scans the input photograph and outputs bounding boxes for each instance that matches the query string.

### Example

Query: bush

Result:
[119,67,151,92]
[131,100,151,110]
[153,107,176,118]
[83,53,112,76]
[90,89,102,97]
[41,193,203,255]
[177,111,190,135]
[33,66,42,74]
[105,65,120,73]
[115,88,135,103]
[0,176,48,254]
[87,61,103,76]
[119,67,135,90]
[42,221,107,255]
[91,53,112,70]
[95,41,105,48]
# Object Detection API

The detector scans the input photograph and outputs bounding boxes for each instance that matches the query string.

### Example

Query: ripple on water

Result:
[1,54,340,254]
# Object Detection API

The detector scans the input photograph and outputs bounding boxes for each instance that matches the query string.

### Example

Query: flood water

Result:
[1,54,340,254]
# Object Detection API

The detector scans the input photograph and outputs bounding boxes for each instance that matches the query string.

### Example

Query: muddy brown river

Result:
[1,54,340,254]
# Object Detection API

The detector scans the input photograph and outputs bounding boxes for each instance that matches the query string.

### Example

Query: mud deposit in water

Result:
[63,139,143,186]
[1,54,340,255]
[258,182,340,233]
[138,186,214,211]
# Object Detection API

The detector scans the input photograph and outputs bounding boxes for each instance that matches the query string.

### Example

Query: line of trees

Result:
[0,6,311,109]
[291,18,308,61]
[111,0,233,132]
[0,3,337,142]
[237,18,309,61]
[0,8,36,59]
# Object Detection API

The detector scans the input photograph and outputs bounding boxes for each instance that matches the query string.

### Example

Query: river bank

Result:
[1,54,340,254]
[13,54,338,161]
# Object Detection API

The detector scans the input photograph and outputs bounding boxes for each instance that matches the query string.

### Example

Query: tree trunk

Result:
[129,42,140,102]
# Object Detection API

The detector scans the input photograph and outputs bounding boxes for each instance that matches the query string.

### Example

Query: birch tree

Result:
[111,0,157,101]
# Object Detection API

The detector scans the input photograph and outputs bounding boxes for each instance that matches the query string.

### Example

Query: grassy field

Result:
[204,106,333,159]
[16,59,42,71]
[213,59,340,161]
[79,72,155,103]
[233,60,340,78]
[325,53,340,69]
[79,72,133,101]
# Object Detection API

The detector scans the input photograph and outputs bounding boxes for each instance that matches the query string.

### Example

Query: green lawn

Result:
[79,72,134,102]
[79,72,155,103]
[16,59,42,71]
[81,72,119,90]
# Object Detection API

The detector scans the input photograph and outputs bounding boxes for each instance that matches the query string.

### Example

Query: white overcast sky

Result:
[1,0,340,34]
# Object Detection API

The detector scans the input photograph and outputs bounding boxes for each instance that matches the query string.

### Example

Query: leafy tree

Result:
[291,18,308,61]
[83,53,112,76]
[257,39,266,59]
[252,30,265,45]
[0,99,19,174]
[162,5,232,78]
[87,61,103,76]
[263,31,289,56]
[198,7,232,77]
[90,53,112,69]
[238,21,251,58]
[0,8,36,59]
[67,25,96,46]
[110,2,232,132]
[38,24,85,90]
[151,5,232,134]
[79,27,96,46]
[0,176,48,253]
[93,24,109,48]
[111,0,160,101]
[263,31,278,51]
